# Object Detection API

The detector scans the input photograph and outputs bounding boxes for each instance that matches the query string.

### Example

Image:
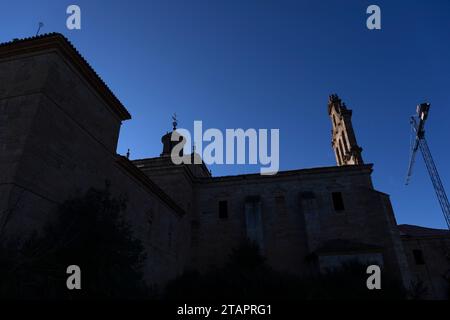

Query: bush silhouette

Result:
[165,241,406,300]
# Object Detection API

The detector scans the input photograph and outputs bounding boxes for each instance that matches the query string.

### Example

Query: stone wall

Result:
[0,43,188,288]
[402,235,450,299]
[191,166,411,286]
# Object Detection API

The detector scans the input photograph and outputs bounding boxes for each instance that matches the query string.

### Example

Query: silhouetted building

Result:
[398,224,450,299]
[0,33,448,298]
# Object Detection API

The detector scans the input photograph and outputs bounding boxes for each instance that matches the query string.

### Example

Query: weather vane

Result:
[172,113,178,130]
[36,22,44,36]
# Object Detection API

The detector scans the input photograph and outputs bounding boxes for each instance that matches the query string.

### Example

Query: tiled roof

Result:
[0,32,131,121]
[398,224,450,238]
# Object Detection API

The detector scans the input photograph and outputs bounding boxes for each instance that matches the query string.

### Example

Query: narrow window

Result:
[336,147,342,164]
[342,133,349,153]
[339,139,346,160]
[219,200,228,219]
[413,249,425,265]
[332,192,345,211]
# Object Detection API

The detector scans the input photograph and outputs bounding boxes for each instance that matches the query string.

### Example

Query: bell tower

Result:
[328,94,363,166]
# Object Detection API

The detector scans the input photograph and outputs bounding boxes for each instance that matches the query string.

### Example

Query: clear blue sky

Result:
[1,0,449,229]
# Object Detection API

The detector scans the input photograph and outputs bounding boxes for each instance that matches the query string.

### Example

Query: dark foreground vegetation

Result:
[165,241,407,301]
[0,186,149,299]
[0,186,433,300]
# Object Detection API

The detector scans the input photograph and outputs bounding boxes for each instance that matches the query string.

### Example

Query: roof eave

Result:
[0,33,131,121]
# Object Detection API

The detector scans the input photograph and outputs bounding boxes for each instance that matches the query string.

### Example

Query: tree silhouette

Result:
[0,185,149,299]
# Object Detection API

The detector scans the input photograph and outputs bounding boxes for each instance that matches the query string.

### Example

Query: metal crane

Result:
[405,103,450,229]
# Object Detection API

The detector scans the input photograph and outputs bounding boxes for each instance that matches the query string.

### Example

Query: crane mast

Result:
[405,103,450,229]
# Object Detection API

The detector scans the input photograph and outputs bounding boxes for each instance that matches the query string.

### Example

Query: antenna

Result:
[36,22,44,36]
